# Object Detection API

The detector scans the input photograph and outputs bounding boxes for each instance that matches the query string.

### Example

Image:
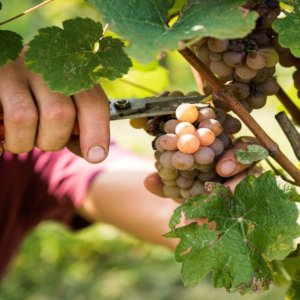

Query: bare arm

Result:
[78,155,179,249]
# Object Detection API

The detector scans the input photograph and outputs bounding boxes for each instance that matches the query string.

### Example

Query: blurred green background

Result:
[0,1,298,299]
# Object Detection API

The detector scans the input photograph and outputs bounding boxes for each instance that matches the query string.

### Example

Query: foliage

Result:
[273,0,300,58]
[0,30,23,66]
[167,172,300,292]
[236,144,269,165]
[26,17,132,95]
[89,0,258,62]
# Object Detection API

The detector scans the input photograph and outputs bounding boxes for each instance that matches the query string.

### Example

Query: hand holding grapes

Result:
[0,49,110,163]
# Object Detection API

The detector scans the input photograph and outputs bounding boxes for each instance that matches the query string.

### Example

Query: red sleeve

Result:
[0,143,132,279]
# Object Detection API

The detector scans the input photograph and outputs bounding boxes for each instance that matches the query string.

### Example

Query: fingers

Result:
[73,85,110,163]
[0,59,38,153]
[28,72,76,151]
[215,137,258,177]
[144,172,166,198]
[144,172,182,203]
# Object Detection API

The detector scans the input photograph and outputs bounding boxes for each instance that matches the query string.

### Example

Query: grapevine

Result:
[1,0,300,297]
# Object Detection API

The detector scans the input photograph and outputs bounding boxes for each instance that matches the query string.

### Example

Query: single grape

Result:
[189,180,206,196]
[197,170,218,182]
[210,60,233,77]
[185,91,201,97]
[293,70,300,90]
[214,108,227,123]
[159,134,178,151]
[218,73,234,83]
[194,147,215,165]
[164,119,180,134]
[209,51,222,62]
[154,150,163,161]
[261,77,280,95]
[249,31,271,47]
[197,107,216,122]
[230,82,251,100]
[163,185,181,198]
[159,151,175,169]
[235,64,258,80]
[175,122,196,136]
[180,169,200,179]
[162,179,177,186]
[130,117,148,129]
[247,93,267,109]
[197,162,215,172]
[223,115,242,134]
[176,103,199,123]
[240,100,253,113]
[252,66,275,83]
[278,49,296,67]
[155,161,162,171]
[180,188,191,199]
[218,132,232,149]
[210,138,225,156]
[172,151,195,170]
[246,51,266,70]
[158,168,178,180]
[194,45,210,66]
[223,51,245,67]
[207,38,229,53]
[195,128,216,146]
[176,176,194,189]
[154,136,165,152]
[199,119,223,136]
[177,134,200,154]
[169,90,185,97]
[258,48,279,67]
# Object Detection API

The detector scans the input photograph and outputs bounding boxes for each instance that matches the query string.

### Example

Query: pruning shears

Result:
[0,94,209,140]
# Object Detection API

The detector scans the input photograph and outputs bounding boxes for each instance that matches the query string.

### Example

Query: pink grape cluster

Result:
[193,0,281,112]
[130,101,242,201]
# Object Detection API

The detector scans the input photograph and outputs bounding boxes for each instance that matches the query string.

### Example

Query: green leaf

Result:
[273,1,300,58]
[89,0,258,62]
[167,172,300,292]
[236,144,269,164]
[26,18,132,96]
[0,30,23,67]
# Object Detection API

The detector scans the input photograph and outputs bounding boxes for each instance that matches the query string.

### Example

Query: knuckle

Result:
[42,101,75,124]
[6,104,38,127]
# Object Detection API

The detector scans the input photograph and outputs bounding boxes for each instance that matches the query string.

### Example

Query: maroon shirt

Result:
[0,143,128,280]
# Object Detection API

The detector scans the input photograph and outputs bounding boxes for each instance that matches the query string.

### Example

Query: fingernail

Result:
[88,146,106,163]
[220,160,237,176]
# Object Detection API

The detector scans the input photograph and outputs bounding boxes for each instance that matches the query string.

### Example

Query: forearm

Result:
[79,156,179,249]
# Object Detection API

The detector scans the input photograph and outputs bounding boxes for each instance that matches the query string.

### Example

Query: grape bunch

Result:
[130,97,242,201]
[192,0,281,112]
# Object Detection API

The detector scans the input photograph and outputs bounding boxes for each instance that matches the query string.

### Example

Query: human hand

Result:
[144,137,260,199]
[0,50,110,163]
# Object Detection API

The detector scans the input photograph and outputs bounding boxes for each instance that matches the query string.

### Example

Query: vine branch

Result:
[179,47,300,186]
[276,87,300,126]
[275,111,300,160]
[0,0,56,26]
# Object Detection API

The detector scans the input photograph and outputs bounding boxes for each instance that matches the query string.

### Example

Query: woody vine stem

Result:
[179,47,300,186]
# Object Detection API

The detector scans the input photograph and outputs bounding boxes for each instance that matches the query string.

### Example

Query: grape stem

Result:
[0,0,56,26]
[276,87,300,126]
[179,47,300,186]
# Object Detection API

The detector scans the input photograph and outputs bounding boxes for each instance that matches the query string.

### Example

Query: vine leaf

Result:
[273,1,300,58]
[166,172,300,293]
[236,144,269,164]
[26,18,132,96]
[89,0,258,62]
[0,31,23,67]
